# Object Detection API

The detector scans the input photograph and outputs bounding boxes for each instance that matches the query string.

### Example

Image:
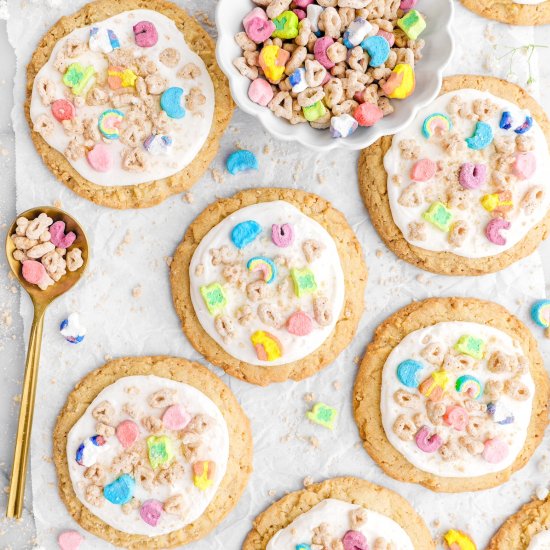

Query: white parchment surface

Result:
[6,1,550,548]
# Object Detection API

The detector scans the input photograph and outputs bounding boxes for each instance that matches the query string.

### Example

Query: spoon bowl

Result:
[5,206,88,520]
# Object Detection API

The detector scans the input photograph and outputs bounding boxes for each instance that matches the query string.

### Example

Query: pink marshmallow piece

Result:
[50,221,76,249]
[116,420,140,449]
[459,163,487,189]
[245,17,276,43]
[22,260,46,285]
[58,530,84,550]
[482,438,509,463]
[140,499,163,527]
[342,530,369,550]
[162,404,191,431]
[400,0,418,10]
[512,152,536,180]
[415,426,443,453]
[353,102,383,127]
[287,310,313,336]
[293,9,306,20]
[87,142,113,172]
[485,218,511,246]
[248,78,274,106]
[410,158,436,182]
[314,36,335,69]
[377,29,395,47]
[133,21,158,47]
[294,0,314,7]
[243,7,267,28]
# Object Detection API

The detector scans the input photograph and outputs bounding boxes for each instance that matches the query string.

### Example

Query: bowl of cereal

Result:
[216,0,454,150]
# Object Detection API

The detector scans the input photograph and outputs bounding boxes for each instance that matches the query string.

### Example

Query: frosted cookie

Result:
[460,0,550,26]
[358,75,550,275]
[53,356,253,548]
[170,188,367,386]
[488,496,550,549]
[353,297,549,492]
[27,0,233,209]
[242,476,435,549]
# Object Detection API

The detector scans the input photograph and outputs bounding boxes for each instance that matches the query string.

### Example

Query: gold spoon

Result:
[5,206,89,519]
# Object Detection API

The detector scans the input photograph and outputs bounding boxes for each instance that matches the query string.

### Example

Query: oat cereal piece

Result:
[159,47,181,68]
[148,388,178,408]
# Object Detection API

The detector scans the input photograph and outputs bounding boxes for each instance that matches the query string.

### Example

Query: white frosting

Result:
[513,0,546,5]
[189,201,345,366]
[529,530,550,549]
[266,499,414,550]
[384,89,550,258]
[66,375,229,536]
[30,9,214,186]
[381,322,535,477]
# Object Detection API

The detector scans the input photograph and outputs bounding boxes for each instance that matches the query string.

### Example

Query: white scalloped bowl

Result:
[215,0,454,151]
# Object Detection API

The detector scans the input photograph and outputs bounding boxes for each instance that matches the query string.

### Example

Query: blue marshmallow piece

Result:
[465,121,493,150]
[226,150,259,175]
[289,68,307,93]
[515,115,533,134]
[487,402,515,425]
[361,35,390,67]
[231,220,262,249]
[396,359,423,388]
[103,474,135,505]
[160,86,186,119]
[499,111,512,130]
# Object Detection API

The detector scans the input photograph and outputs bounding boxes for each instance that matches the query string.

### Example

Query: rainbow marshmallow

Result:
[247,256,277,284]
[456,374,483,400]
[98,109,124,139]
[422,113,452,139]
[193,460,216,491]
[251,330,282,361]
[531,299,550,328]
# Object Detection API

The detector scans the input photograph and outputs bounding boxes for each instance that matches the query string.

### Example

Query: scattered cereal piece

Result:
[63,63,96,96]
[271,223,294,247]
[226,150,259,175]
[531,300,550,328]
[485,218,511,246]
[306,402,337,430]
[443,405,469,431]
[459,163,486,190]
[98,109,124,139]
[419,370,449,401]
[480,190,513,215]
[415,426,442,453]
[143,134,173,156]
[247,256,277,283]
[51,99,75,122]
[58,530,84,550]
[443,529,476,550]
[59,313,86,344]
[487,402,514,425]
[515,115,533,135]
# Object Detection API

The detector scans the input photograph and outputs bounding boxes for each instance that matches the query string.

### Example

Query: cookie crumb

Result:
[303,476,313,487]
[183,192,194,203]
[304,392,315,403]
[132,285,142,298]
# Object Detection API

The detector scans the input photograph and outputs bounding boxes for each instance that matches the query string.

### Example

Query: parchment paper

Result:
[7,1,550,548]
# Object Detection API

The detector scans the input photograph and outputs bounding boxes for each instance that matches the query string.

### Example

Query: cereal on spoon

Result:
[10,213,84,290]
[234,0,426,138]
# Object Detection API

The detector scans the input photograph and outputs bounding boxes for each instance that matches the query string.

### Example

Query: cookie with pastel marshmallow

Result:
[170,188,367,386]
[53,356,252,548]
[242,476,435,550]
[460,0,550,26]
[353,297,549,493]
[358,75,550,275]
[26,0,233,209]
[488,494,550,549]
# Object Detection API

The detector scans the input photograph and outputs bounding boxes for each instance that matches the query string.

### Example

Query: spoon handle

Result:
[6,304,46,519]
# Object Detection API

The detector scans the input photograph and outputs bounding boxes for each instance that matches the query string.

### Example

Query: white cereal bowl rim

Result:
[215,0,454,151]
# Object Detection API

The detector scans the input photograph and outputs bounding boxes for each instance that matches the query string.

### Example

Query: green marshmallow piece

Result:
[272,10,299,39]
[290,267,317,297]
[422,202,453,232]
[63,63,96,96]
[454,335,485,360]
[397,9,426,40]
[306,403,338,430]
[302,101,327,122]
[147,435,174,469]
[200,282,227,315]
